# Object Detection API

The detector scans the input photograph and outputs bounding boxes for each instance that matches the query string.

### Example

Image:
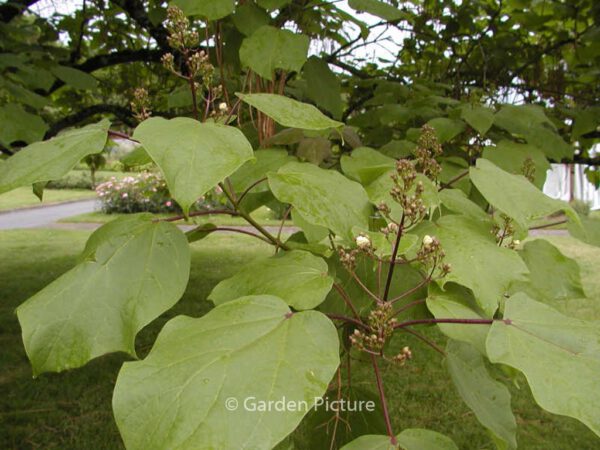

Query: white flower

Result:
[422,235,434,246]
[218,102,228,112]
[513,239,521,246]
[355,235,371,249]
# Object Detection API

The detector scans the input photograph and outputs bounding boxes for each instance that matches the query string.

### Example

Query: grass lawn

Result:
[60,205,291,227]
[0,230,598,449]
[0,188,95,212]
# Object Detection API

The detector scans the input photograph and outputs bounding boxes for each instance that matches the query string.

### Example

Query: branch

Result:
[45,104,137,138]
[0,0,39,22]
[109,0,170,50]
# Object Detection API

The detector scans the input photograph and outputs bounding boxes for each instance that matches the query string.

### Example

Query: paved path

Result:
[0,200,97,230]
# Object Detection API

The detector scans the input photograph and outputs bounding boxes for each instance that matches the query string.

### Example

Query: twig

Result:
[370,355,397,446]
[237,177,268,204]
[400,327,446,356]
[383,214,405,301]
[394,318,500,329]
[438,170,469,191]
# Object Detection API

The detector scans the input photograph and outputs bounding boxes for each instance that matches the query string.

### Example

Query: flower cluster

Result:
[380,159,427,226]
[413,124,442,179]
[131,87,151,122]
[161,6,225,119]
[350,302,396,353]
[417,235,451,276]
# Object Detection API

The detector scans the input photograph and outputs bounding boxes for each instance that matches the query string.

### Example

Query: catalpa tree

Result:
[0,1,599,449]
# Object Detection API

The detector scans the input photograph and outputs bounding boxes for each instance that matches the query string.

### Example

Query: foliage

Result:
[0,1,599,449]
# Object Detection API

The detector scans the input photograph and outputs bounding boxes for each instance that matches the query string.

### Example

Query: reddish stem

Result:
[370,354,397,446]
[383,214,405,301]
[158,209,238,222]
[394,318,500,329]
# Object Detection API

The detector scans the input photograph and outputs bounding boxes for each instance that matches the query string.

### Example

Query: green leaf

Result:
[133,117,254,215]
[348,0,405,21]
[209,250,333,310]
[237,93,343,130]
[439,189,491,225]
[185,223,218,243]
[470,159,578,230]
[568,214,600,247]
[50,65,98,89]
[482,140,550,189]
[427,284,489,355]
[0,104,47,146]
[420,215,528,316]
[297,137,331,164]
[487,293,600,437]
[426,117,465,143]
[1,78,51,109]
[303,56,343,119]
[292,210,330,243]
[510,239,585,303]
[229,148,295,194]
[231,2,270,36]
[460,104,494,135]
[120,146,153,167]
[445,340,517,448]
[256,0,291,10]
[341,147,395,185]
[171,0,234,20]
[239,26,309,80]
[268,162,371,241]
[0,120,109,195]
[113,295,339,450]
[17,215,190,375]
[493,105,572,160]
[341,429,458,450]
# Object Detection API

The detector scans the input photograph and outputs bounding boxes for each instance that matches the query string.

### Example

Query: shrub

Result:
[95,171,224,214]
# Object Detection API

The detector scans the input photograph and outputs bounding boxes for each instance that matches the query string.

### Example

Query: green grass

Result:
[0,231,598,449]
[60,205,291,227]
[0,188,95,212]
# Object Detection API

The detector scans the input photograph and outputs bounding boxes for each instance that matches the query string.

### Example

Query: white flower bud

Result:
[218,102,228,112]
[513,239,520,246]
[355,234,371,249]
[422,235,434,246]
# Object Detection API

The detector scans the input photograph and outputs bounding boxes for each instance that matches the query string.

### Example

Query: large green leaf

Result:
[445,340,517,448]
[231,2,270,36]
[510,239,585,303]
[50,65,98,89]
[341,429,458,450]
[470,159,577,230]
[209,250,333,310]
[460,104,494,135]
[427,284,489,355]
[482,140,550,189]
[348,0,405,21]
[303,56,343,119]
[113,295,339,450]
[237,93,343,130]
[568,214,600,247]
[0,120,109,195]
[229,148,295,194]
[487,293,600,437]
[239,26,309,80]
[17,215,190,375]
[171,0,234,19]
[0,103,47,146]
[493,105,572,160]
[439,189,491,225]
[341,147,395,185]
[426,117,465,143]
[268,162,371,241]
[419,215,528,316]
[133,117,254,215]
